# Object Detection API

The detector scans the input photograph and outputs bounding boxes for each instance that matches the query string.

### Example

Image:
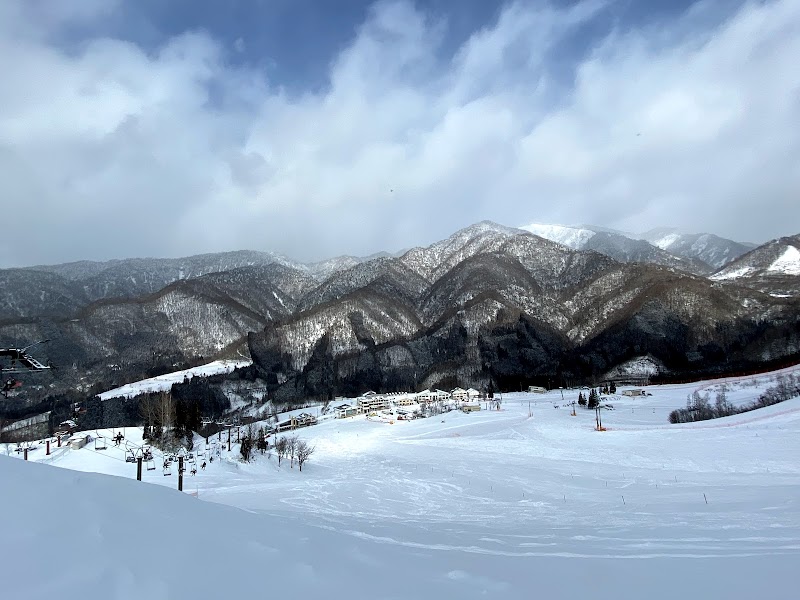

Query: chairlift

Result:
[163,461,172,476]
[146,459,156,471]
[94,436,107,451]
[125,449,137,463]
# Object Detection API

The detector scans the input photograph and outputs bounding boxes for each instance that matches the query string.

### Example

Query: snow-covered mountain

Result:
[249,222,800,402]
[519,223,597,250]
[2,221,797,403]
[641,227,755,270]
[710,234,800,296]
[521,222,751,273]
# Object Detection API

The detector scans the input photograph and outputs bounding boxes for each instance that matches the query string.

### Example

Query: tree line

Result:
[669,374,800,424]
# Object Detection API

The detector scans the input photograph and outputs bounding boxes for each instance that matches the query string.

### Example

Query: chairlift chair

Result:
[163,461,172,476]
[94,436,107,451]
[125,449,137,463]
[146,459,156,471]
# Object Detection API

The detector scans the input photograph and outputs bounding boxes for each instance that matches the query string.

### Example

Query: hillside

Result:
[250,224,800,402]
[711,234,800,296]
[1,222,797,403]
[3,369,799,599]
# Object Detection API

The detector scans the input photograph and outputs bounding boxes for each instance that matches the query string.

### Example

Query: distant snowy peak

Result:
[519,223,596,250]
[399,221,528,281]
[710,235,800,296]
[640,228,753,270]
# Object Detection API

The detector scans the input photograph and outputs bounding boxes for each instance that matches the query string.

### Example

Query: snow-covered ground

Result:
[3,370,800,599]
[768,245,800,275]
[98,359,251,400]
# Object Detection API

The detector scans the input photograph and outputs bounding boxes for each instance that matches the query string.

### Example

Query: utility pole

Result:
[227,428,231,452]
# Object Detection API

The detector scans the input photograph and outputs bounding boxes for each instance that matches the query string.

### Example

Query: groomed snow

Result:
[98,359,251,400]
[767,245,800,276]
[4,367,800,599]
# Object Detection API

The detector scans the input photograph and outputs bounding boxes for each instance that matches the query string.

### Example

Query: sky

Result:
[0,0,798,267]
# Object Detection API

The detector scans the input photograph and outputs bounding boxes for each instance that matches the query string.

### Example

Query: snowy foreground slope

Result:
[3,373,800,599]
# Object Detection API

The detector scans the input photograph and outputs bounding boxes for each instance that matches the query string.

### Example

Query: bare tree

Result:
[296,440,315,472]
[275,436,288,466]
[288,434,299,468]
[138,394,158,439]
[156,392,176,444]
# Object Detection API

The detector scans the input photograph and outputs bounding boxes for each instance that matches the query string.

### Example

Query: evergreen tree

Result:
[578,392,587,407]
[587,388,599,409]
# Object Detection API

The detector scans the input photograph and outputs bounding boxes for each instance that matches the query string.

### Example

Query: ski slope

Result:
[3,371,799,599]
[97,359,251,400]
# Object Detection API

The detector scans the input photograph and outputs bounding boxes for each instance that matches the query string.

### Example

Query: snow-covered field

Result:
[3,371,800,599]
[97,359,251,400]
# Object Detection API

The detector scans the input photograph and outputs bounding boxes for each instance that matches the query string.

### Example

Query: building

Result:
[451,387,468,402]
[416,389,451,403]
[415,389,434,403]
[621,389,646,397]
[466,388,481,399]
[461,403,481,412]
[275,412,318,432]
[528,386,548,394]
[358,393,390,413]
[334,403,360,418]
[68,434,90,450]
[381,392,416,407]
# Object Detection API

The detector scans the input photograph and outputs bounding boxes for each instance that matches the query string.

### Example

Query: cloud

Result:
[0,0,798,267]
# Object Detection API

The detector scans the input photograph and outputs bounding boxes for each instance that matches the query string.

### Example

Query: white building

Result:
[451,387,468,402]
